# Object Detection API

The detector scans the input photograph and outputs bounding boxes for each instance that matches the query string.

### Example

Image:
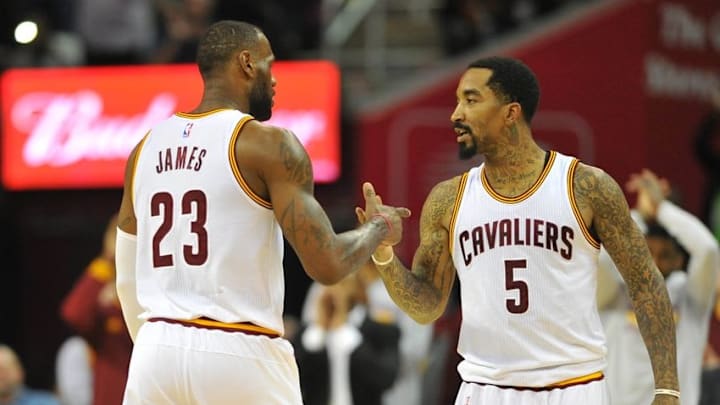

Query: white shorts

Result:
[123,320,303,405]
[454,379,610,405]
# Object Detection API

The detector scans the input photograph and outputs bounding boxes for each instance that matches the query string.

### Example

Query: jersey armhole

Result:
[227,116,273,210]
[567,159,601,249]
[448,172,470,256]
[130,131,151,207]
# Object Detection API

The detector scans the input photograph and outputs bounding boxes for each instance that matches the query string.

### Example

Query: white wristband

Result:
[371,250,394,266]
[654,388,680,398]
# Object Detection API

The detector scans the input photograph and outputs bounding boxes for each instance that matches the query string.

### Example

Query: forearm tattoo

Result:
[275,130,385,272]
[376,179,459,323]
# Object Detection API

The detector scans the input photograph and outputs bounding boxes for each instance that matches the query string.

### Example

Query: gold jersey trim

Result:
[467,370,604,391]
[567,159,601,249]
[227,117,272,209]
[131,132,151,205]
[480,151,557,204]
[149,317,281,338]
[183,317,280,336]
[448,172,470,256]
[548,371,604,388]
[175,109,234,119]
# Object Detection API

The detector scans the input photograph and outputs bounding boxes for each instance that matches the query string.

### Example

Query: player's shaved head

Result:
[196,20,264,79]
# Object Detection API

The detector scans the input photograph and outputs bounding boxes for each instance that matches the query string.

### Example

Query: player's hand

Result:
[626,169,669,221]
[359,182,411,246]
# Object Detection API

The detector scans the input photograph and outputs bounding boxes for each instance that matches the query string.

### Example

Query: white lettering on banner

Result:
[13,91,177,166]
[659,2,720,52]
[645,53,720,101]
[660,3,705,50]
[11,90,330,167]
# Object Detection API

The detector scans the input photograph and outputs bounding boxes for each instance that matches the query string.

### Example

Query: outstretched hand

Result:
[626,169,670,220]
[356,182,411,246]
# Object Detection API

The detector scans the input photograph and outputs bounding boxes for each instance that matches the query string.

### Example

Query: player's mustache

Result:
[453,122,472,133]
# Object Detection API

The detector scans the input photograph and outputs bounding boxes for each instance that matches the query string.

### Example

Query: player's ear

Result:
[505,102,522,125]
[238,50,254,78]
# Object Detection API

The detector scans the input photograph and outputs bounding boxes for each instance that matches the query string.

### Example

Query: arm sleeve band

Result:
[115,227,144,342]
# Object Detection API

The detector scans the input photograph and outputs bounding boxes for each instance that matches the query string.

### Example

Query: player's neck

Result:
[190,83,248,114]
[483,134,546,171]
[482,143,549,197]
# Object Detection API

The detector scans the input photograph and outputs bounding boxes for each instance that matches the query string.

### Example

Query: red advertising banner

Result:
[1,61,341,190]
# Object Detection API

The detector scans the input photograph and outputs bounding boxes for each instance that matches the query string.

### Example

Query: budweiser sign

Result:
[1,62,340,190]
[15,91,175,167]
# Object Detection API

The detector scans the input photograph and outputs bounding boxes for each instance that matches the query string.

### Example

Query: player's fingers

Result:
[395,207,412,218]
[625,175,641,192]
[355,207,367,223]
[363,182,377,200]
[659,178,671,197]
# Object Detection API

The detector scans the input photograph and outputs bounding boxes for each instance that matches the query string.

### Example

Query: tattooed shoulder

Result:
[422,176,463,228]
[573,163,632,239]
[276,128,314,190]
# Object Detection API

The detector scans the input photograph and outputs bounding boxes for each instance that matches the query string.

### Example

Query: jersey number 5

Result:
[151,190,208,268]
[505,259,528,314]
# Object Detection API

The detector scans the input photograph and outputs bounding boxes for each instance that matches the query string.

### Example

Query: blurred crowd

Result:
[0,0,588,72]
[0,0,325,71]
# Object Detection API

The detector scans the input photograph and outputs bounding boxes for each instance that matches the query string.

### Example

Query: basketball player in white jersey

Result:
[356,57,680,404]
[598,169,720,405]
[114,21,410,404]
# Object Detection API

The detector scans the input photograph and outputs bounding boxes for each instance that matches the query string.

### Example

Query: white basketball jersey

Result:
[450,151,606,387]
[132,109,285,334]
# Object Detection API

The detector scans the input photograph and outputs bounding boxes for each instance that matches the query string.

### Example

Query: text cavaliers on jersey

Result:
[457,217,574,266]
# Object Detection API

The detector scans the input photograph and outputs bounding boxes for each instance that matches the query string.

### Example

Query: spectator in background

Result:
[701,278,720,405]
[60,214,132,405]
[436,0,486,56]
[296,274,400,405]
[420,285,462,405]
[74,0,156,65]
[153,0,216,64]
[695,86,720,241]
[357,263,433,405]
[213,0,322,59]
[598,169,720,405]
[54,336,92,405]
[436,0,570,56]
[0,345,59,405]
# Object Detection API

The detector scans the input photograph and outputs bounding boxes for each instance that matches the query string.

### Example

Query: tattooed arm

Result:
[236,122,410,285]
[366,177,460,324]
[574,163,679,396]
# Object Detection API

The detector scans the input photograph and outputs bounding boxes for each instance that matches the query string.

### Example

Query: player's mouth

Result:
[455,128,471,142]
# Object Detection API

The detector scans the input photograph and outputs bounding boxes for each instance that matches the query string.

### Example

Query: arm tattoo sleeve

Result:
[574,165,679,389]
[375,178,459,324]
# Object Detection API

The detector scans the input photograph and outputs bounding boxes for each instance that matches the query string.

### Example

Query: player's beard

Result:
[459,140,477,160]
[249,75,273,121]
[455,123,477,160]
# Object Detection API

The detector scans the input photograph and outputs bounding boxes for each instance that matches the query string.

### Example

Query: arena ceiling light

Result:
[14,21,38,45]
